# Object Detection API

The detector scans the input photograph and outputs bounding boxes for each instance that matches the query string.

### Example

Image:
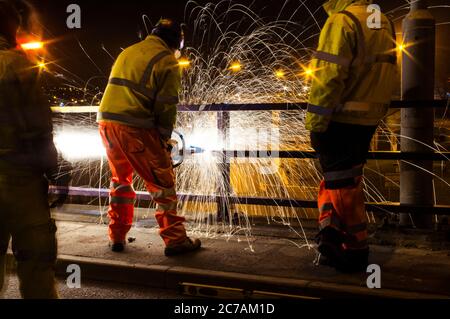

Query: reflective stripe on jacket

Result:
[98,35,181,138]
[306,0,398,132]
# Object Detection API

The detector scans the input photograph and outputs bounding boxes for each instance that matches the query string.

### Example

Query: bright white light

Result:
[54,129,106,161]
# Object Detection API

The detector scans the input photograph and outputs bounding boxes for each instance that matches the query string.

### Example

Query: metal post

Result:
[217,111,232,222]
[400,0,436,228]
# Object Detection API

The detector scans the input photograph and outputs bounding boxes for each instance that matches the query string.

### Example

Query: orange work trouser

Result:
[99,122,187,246]
[311,122,375,250]
[318,177,368,250]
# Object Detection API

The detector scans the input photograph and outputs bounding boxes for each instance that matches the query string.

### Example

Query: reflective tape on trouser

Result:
[110,196,135,205]
[319,213,342,231]
[150,187,177,200]
[323,166,363,182]
[157,201,178,212]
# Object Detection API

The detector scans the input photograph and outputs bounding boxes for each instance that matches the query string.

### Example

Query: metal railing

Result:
[52,98,450,217]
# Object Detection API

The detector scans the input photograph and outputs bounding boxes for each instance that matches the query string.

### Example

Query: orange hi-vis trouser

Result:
[99,121,187,246]
[311,122,376,251]
[318,175,368,250]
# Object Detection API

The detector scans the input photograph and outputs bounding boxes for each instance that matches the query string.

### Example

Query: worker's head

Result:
[0,0,36,46]
[151,18,184,51]
[0,0,21,45]
[323,0,372,16]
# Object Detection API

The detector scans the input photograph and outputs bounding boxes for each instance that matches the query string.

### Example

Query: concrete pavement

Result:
[5,217,450,298]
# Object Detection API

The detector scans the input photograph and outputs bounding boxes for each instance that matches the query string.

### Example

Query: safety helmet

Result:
[0,0,21,45]
[151,18,184,50]
[0,0,34,46]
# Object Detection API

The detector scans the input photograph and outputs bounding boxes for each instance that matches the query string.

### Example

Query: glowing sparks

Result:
[229,61,242,72]
[21,41,44,51]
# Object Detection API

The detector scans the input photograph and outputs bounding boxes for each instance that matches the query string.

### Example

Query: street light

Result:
[275,69,285,78]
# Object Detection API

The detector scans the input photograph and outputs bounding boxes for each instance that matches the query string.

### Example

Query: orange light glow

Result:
[229,61,242,72]
[37,61,46,70]
[21,41,44,51]
[275,69,285,78]
[178,58,191,68]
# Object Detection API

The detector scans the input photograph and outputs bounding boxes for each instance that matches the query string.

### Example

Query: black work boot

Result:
[110,242,125,253]
[316,227,349,270]
[164,238,201,257]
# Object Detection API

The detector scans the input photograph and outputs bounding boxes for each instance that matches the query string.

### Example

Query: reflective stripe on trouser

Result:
[318,178,368,250]
[99,121,187,246]
[108,181,136,242]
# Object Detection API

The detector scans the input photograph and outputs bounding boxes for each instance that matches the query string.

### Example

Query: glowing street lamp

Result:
[304,67,314,77]
[397,41,406,53]
[37,61,46,70]
[275,69,285,78]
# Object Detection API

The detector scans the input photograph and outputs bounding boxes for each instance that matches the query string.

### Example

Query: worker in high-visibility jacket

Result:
[306,0,397,272]
[98,19,201,256]
[0,0,71,298]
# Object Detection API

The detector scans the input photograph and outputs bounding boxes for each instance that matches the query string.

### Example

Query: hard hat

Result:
[0,0,34,46]
[0,0,21,45]
[151,18,184,50]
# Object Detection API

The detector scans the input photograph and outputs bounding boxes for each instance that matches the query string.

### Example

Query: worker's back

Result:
[0,35,56,173]
[98,35,181,130]
[307,0,398,130]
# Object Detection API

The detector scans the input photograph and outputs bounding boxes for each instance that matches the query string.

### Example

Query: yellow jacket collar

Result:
[323,0,372,16]
[145,34,172,51]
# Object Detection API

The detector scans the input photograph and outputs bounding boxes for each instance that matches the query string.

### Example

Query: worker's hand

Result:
[49,193,68,209]
[46,155,73,209]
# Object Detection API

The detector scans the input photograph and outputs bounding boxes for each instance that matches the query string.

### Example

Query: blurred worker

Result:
[0,0,71,298]
[306,0,397,272]
[98,19,201,256]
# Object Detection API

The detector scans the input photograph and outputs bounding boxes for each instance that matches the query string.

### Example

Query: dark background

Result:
[27,0,449,93]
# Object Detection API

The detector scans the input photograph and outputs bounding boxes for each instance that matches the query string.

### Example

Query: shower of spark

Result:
[43,1,449,249]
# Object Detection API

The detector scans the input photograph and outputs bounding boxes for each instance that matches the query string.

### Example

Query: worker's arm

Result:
[14,54,59,172]
[306,13,356,132]
[153,55,181,140]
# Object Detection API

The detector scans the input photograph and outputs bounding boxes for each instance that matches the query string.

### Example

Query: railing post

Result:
[217,111,232,221]
[400,0,436,228]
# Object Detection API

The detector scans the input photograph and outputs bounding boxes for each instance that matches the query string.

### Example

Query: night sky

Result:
[27,0,449,92]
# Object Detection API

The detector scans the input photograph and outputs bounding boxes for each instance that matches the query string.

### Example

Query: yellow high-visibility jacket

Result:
[0,35,58,174]
[98,35,181,138]
[306,0,398,132]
